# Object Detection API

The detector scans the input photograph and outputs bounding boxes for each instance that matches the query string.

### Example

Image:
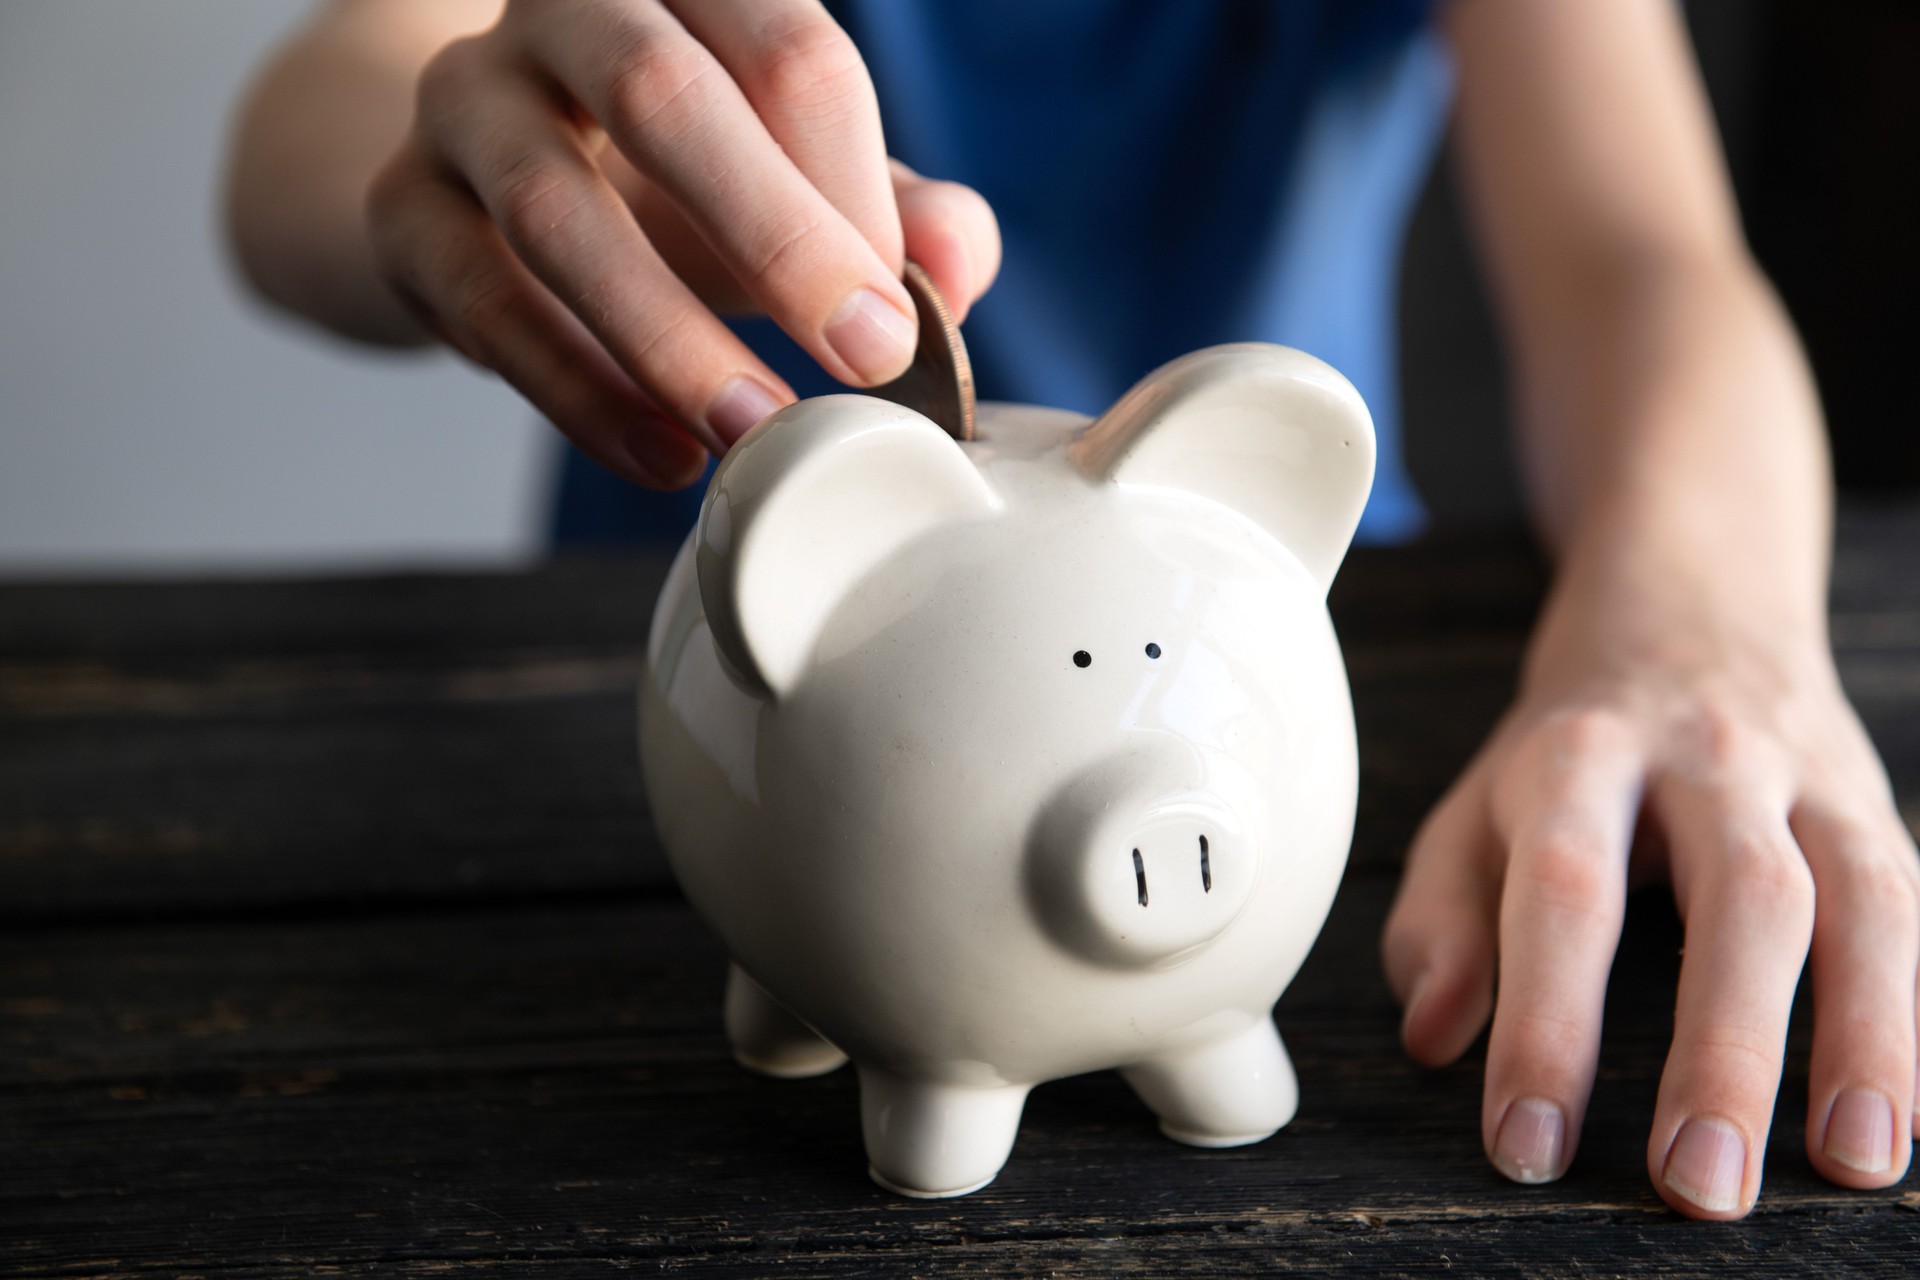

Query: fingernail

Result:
[1824,1087,1895,1174]
[1662,1116,1747,1213]
[706,377,785,446]
[824,286,915,383]
[1492,1096,1567,1184]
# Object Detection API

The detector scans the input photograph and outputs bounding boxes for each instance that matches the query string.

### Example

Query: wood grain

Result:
[2,508,1917,1276]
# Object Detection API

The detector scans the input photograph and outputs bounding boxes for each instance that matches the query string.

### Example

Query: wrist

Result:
[1522,518,1834,705]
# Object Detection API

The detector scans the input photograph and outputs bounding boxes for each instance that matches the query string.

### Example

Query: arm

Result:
[227,0,502,345]
[1382,0,1917,1219]
[224,0,998,484]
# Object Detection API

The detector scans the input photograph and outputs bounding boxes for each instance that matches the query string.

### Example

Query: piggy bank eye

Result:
[1072,650,1092,668]
[1145,643,1161,659]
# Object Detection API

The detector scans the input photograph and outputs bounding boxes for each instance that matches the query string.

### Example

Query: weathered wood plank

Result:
[0,537,1538,917]
[3,513,1917,918]
[2,873,1912,1277]
[0,685,666,920]
[1,508,1916,1275]
[0,532,1534,663]
[0,560,672,664]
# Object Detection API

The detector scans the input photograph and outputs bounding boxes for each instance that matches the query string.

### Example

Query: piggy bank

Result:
[640,343,1373,1197]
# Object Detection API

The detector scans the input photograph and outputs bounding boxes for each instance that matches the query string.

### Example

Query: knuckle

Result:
[616,319,692,396]
[741,211,831,288]
[363,159,414,234]
[1516,831,1617,915]
[417,35,488,119]
[1843,856,1920,925]
[739,17,869,114]
[1502,1007,1592,1067]
[1681,702,1765,775]
[451,269,519,349]
[603,32,715,140]
[492,155,583,250]
[1528,705,1634,762]
[1686,1031,1782,1079]
[1724,834,1816,919]
[364,157,440,267]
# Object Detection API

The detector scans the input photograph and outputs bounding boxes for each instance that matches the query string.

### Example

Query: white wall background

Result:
[0,1,550,574]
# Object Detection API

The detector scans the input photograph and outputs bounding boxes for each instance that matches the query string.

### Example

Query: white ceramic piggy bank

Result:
[640,342,1373,1197]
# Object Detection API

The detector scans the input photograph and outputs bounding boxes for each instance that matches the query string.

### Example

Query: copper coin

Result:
[872,261,975,442]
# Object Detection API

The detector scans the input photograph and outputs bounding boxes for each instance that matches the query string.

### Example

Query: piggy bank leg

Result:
[1122,1017,1299,1147]
[724,964,848,1078]
[857,1065,1031,1198]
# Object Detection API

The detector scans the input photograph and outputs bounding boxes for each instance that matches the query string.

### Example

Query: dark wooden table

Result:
[4,509,1918,1278]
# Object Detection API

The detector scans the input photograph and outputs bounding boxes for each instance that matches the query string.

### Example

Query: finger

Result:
[1794,801,1919,1188]
[591,140,756,311]
[368,149,708,489]
[418,41,793,449]
[1647,777,1814,1220]
[666,0,901,268]
[1382,767,1501,1069]
[524,1,918,385]
[1480,710,1643,1185]
[594,148,1003,327]
[892,160,1002,323]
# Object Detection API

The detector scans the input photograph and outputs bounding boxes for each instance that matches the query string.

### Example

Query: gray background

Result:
[0,1,547,573]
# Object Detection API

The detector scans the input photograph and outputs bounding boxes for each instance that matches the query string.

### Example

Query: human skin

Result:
[225,0,999,485]
[1381,0,1918,1219]
[225,0,1917,1220]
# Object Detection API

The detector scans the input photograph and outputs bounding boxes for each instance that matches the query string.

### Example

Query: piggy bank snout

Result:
[1026,752,1257,968]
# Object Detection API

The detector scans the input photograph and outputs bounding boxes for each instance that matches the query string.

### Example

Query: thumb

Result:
[891,160,1000,324]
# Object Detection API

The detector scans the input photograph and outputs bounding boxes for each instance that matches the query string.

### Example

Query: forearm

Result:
[1397,1,1910,1219]
[1512,252,1834,682]
[1442,0,1833,678]
[224,0,501,344]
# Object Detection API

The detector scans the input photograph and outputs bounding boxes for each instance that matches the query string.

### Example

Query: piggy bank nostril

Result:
[1024,755,1254,968]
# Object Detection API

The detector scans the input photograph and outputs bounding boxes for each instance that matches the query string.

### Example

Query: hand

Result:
[365,0,999,487]
[1382,573,1918,1219]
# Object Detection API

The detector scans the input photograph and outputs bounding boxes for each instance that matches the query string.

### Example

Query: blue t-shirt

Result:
[554,0,1451,546]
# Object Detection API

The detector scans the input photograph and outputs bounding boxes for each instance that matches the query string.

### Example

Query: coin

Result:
[872,261,975,442]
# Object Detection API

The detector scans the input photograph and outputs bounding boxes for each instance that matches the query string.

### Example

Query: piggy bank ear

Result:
[696,395,999,699]
[1070,343,1376,590]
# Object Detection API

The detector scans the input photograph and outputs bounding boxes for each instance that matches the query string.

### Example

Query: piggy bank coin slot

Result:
[1133,848,1148,907]
[1200,834,1212,892]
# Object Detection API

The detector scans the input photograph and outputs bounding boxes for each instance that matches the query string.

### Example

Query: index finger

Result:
[522,0,918,385]
[665,0,902,271]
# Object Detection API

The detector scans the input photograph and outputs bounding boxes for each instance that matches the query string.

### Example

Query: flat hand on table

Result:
[366,0,997,487]
[1383,585,1918,1218]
